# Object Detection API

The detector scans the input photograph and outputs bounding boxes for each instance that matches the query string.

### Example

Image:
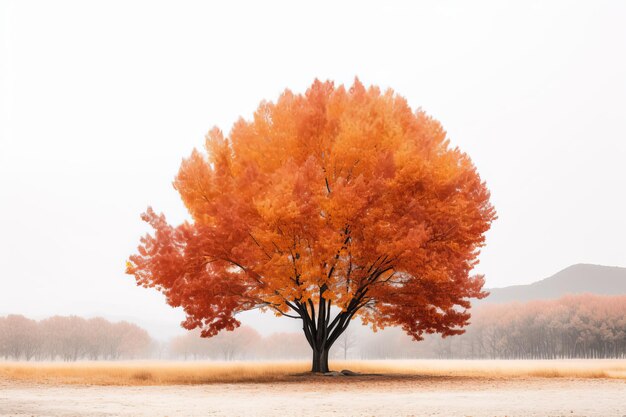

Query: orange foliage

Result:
[127,79,495,370]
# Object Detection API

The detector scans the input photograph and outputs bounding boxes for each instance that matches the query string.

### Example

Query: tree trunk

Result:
[295,280,364,373]
[311,347,330,373]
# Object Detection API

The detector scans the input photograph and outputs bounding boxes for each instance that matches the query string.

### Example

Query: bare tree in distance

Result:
[335,327,357,360]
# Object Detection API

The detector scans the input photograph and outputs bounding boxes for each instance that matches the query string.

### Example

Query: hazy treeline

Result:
[0,315,152,361]
[357,294,626,360]
[169,327,310,360]
[2,294,624,361]
[446,294,626,359]
[168,294,626,360]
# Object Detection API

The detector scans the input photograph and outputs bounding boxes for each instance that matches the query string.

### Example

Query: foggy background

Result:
[1,1,625,341]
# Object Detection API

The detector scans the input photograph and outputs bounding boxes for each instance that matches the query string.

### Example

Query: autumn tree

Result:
[127,79,496,372]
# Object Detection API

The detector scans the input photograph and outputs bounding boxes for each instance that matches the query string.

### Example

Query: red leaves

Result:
[127,78,496,341]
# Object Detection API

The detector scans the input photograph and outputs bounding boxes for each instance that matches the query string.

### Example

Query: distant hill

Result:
[482,263,626,304]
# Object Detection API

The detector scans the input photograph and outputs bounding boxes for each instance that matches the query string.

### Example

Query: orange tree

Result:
[127,79,496,372]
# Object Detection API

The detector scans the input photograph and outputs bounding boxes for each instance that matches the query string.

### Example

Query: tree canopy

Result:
[126,79,496,372]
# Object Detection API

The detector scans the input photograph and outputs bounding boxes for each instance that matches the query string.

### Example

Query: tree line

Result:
[356,294,626,360]
[0,315,152,361]
[2,294,624,361]
[447,294,626,359]
[158,294,626,361]
[169,327,311,360]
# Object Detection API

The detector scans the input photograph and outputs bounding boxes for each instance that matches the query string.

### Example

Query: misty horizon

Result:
[2,263,625,343]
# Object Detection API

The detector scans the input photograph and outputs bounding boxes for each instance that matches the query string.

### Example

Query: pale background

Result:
[1,1,625,338]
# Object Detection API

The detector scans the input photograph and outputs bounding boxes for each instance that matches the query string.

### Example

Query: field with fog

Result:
[2,359,626,385]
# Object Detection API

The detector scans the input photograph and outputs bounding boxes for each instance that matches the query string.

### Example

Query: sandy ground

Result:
[1,376,625,417]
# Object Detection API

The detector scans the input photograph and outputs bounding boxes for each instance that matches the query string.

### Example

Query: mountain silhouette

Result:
[482,263,626,304]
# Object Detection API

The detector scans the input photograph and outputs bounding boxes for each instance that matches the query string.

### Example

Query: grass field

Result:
[1,359,625,386]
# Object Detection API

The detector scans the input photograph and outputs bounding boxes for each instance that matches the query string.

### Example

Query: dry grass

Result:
[1,359,625,386]
[0,361,307,385]
[339,359,626,379]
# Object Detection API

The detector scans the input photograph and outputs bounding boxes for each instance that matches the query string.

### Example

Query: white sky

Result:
[1,1,625,339]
